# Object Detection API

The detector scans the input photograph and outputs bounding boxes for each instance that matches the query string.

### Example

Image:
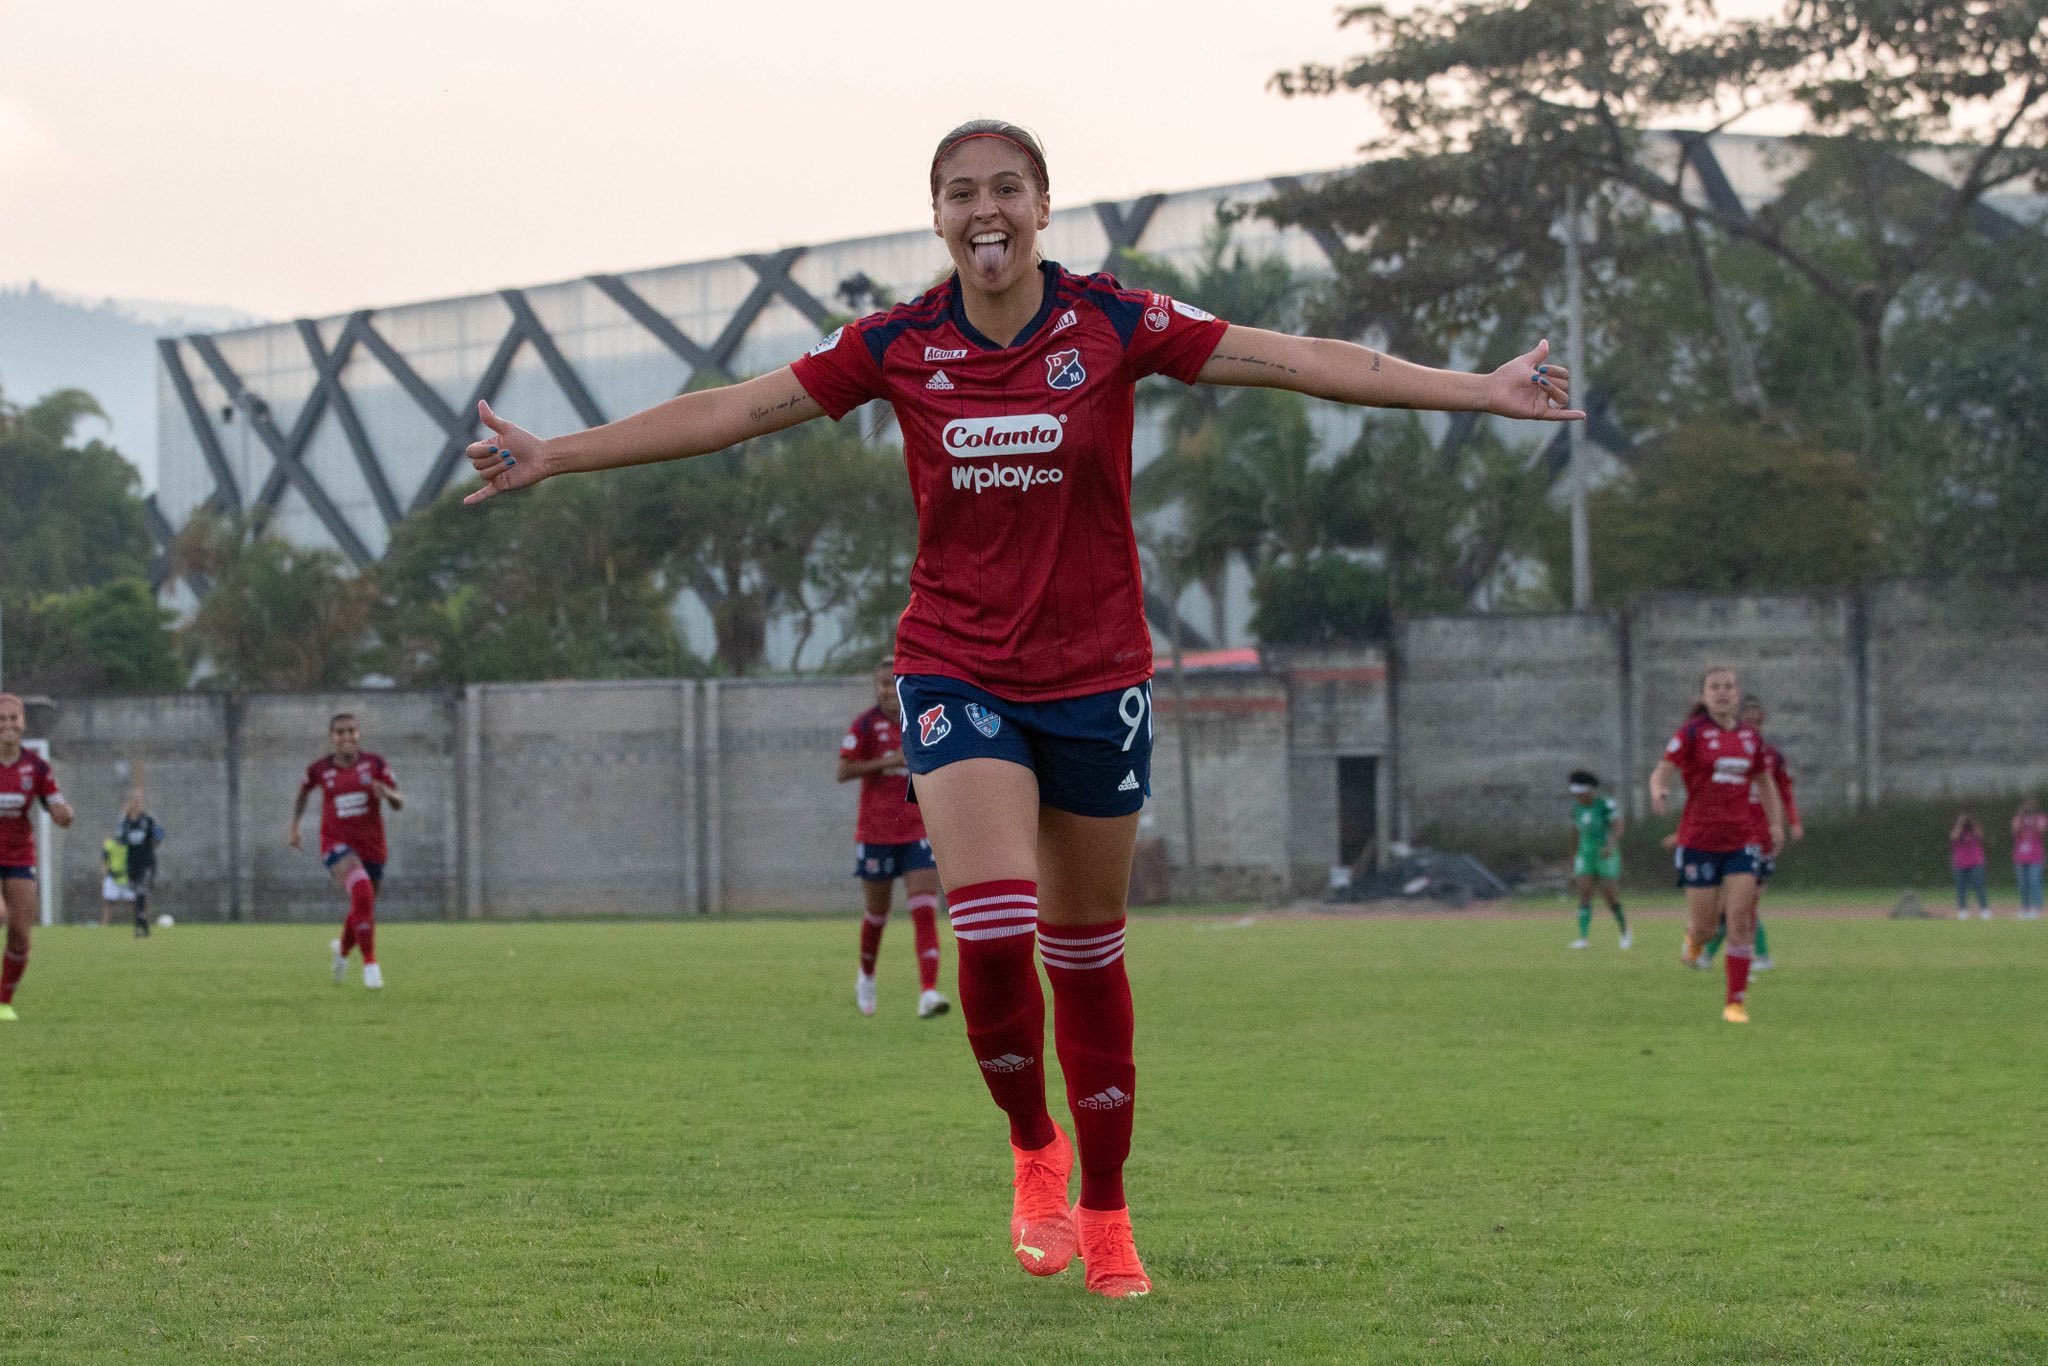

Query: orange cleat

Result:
[1010,1127,1077,1276]
[1722,1002,1750,1024]
[1074,1203,1152,1298]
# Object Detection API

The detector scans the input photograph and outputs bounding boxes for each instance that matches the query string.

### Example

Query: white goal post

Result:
[25,739,58,927]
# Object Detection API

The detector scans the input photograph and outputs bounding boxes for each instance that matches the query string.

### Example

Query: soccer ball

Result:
[155,913,174,928]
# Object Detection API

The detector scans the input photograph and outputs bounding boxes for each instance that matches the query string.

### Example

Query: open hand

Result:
[1483,340,1585,422]
[463,400,550,505]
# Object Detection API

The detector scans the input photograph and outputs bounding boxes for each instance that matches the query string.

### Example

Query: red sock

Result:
[1040,916,1135,1211]
[1725,943,1752,1003]
[347,869,378,964]
[0,925,28,1005]
[339,908,358,958]
[858,905,888,975]
[909,892,941,992]
[948,880,1054,1151]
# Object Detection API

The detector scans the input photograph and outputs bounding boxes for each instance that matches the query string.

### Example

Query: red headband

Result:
[930,132,1048,195]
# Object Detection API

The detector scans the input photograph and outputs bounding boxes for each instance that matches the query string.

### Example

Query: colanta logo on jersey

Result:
[1044,349,1086,391]
[924,345,969,362]
[943,414,1064,458]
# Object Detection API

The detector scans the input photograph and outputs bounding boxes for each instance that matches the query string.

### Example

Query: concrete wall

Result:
[1867,580,2048,800]
[1397,615,1623,838]
[1627,594,1860,819]
[25,578,2045,918]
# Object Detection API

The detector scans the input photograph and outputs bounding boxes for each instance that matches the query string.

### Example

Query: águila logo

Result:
[942,414,1064,459]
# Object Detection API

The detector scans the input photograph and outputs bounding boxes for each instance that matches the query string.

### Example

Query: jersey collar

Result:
[947,261,1065,352]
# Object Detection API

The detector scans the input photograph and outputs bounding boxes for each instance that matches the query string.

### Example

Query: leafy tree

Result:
[377,471,693,685]
[0,385,153,597]
[1554,419,1880,600]
[7,579,187,693]
[172,509,376,690]
[1274,0,2048,465]
[635,417,914,675]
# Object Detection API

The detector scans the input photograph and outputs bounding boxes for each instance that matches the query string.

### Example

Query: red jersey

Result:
[1744,742,1799,853]
[791,262,1229,702]
[0,750,62,867]
[841,706,925,845]
[1665,714,1767,851]
[301,751,397,865]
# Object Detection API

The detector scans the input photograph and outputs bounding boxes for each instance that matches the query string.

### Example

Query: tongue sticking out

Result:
[972,239,1007,274]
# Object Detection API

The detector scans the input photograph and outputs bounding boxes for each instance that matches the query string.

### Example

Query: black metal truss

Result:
[185,333,375,566]
[157,338,242,515]
[1095,195,1168,271]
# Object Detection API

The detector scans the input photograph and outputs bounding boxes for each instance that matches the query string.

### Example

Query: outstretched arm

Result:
[1195,326,1583,422]
[463,367,827,505]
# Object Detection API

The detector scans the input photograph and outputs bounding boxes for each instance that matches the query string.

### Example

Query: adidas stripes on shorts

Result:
[894,673,1153,818]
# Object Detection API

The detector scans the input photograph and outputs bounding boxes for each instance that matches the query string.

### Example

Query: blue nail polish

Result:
[503,455,517,466]
[1536,364,1550,374]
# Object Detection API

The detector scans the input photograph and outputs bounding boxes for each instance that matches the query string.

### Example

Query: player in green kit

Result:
[1567,771,1630,950]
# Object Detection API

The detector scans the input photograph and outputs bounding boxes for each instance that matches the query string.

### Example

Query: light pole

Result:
[1564,183,1592,612]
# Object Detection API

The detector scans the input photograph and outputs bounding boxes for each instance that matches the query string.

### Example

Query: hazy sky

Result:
[0,0,1420,321]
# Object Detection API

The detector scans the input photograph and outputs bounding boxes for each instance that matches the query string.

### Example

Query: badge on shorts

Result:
[964,703,1002,739]
[918,704,952,745]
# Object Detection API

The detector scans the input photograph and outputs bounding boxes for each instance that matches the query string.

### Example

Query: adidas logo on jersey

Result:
[1078,1086,1131,1110]
[1117,771,1140,792]
[925,370,955,391]
[979,1052,1035,1073]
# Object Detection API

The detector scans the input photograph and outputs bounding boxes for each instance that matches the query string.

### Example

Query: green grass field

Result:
[3,910,2043,1362]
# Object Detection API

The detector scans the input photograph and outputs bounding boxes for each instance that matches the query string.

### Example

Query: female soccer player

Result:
[839,661,949,1019]
[0,692,75,1020]
[290,713,404,988]
[1702,695,1801,970]
[1565,770,1629,950]
[1650,667,1785,1023]
[459,119,1580,1296]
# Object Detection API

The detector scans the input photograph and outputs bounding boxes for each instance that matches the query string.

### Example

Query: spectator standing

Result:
[2013,796,2045,920]
[1951,814,1990,920]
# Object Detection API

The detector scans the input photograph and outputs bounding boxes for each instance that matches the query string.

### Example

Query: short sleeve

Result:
[1124,293,1229,384]
[790,319,887,420]
[1664,731,1686,758]
[301,762,322,793]
[35,761,61,805]
[374,757,397,787]
[841,725,864,759]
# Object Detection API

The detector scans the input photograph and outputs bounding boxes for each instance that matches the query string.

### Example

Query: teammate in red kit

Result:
[289,713,404,990]
[1703,694,1803,972]
[1650,667,1786,1024]
[839,661,949,1019]
[0,693,75,1021]
[458,119,1580,1297]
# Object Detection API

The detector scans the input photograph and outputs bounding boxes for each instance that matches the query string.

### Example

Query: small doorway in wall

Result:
[1337,755,1379,871]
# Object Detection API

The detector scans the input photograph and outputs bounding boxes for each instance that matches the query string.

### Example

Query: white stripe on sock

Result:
[952,923,1039,942]
[946,891,1040,914]
[1038,927,1125,949]
[949,906,1038,929]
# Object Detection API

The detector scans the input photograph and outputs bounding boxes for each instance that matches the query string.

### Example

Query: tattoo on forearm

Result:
[1215,353,1301,376]
[1369,351,1383,372]
[747,392,809,424]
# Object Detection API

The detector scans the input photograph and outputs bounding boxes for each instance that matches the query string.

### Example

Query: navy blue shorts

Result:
[0,864,34,881]
[895,674,1153,818]
[854,839,936,882]
[322,846,384,886]
[1674,845,1763,889]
